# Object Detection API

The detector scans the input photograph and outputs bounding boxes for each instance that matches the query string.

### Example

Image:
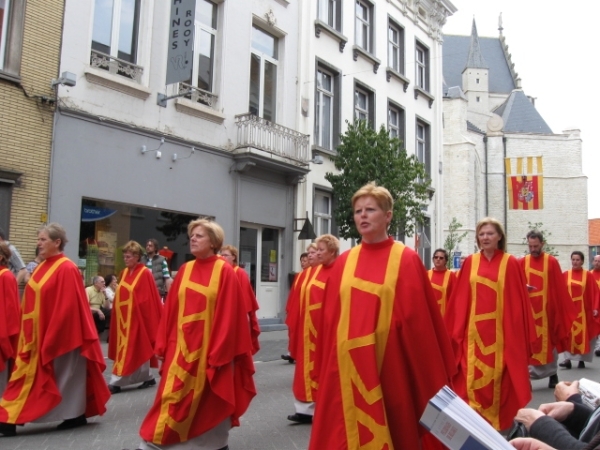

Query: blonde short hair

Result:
[306,242,318,252]
[351,182,393,212]
[122,240,144,260]
[475,217,506,252]
[187,218,224,254]
[315,234,340,256]
[221,244,238,265]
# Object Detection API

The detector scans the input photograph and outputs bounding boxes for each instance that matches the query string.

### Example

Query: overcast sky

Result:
[442,1,600,218]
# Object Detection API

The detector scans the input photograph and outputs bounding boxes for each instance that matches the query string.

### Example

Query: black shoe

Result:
[138,378,156,389]
[595,349,600,357]
[559,360,572,369]
[57,414,87,430]
[548,374,559,388]
[0,422,16,437]
[108,385,121,394]
[287,413,313,424]
[281,354,295,364]
[579,361,586,369]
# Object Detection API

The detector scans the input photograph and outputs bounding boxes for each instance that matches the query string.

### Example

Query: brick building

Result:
[0,0,64,262]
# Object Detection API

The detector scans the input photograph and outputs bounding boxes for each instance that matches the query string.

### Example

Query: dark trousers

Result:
[92,307,111,335]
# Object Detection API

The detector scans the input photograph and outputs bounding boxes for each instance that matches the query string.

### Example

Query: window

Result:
[188,0,217,94]
[314,190,332,236]
[388,102,405,143]
[0,0,25,78]
[415,41,430,91]
[249,26,278,122]
[416,218,432,268]
[354,83,374,127]
[416,120,431,177]
[92,0,141,78]
[388,20,404,74]
[315,68,333,149]
[355,0,373,53]
[318,0,340,31]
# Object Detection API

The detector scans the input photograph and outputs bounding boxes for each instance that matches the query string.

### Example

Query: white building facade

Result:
[296,0,456,268]
[442,21,587,268]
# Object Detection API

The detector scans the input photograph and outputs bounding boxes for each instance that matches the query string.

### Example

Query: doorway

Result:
[239,224,281,319]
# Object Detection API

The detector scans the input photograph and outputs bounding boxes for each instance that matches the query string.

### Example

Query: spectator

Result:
[85,276,111,335]
[141,238,172,300]
[0,227,26,282]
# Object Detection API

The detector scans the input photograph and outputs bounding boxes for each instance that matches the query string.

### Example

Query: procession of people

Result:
[1,182,600,450]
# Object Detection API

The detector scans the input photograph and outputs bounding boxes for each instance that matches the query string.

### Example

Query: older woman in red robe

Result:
[0,242,20,398]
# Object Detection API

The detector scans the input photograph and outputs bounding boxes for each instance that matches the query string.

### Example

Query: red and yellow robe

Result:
[108,263,163,375]
[139,256,255,445]
[445,250,535,430]
[0,268,20,375]
[285,266,314,359]
[0,253,110,423]
[592,270,600,289]
[563,269,600,355]
[520,253,574,365]
[292,262,336,404]
[233,266,260,354]
[309,238,455,450]
[427,268,456,317]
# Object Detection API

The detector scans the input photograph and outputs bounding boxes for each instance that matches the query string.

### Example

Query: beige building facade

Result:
[0,0,64,262]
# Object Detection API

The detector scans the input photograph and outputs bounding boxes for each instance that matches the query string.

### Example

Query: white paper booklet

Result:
[420,386,514,450]
[579,378,600,409]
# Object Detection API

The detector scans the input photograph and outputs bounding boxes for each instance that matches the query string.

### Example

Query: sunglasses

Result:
[433,256,446,260]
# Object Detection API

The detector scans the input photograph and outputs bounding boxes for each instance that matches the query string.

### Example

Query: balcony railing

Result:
[235,114,310,163]
[178,82,219,108]
[90,50,144,83]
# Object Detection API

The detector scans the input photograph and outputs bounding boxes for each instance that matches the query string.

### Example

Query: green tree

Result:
[443,217,468,269]
[325,120,430,241]
[522,221,558,257]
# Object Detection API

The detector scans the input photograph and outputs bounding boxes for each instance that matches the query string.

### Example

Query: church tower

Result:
[461,19,489,114]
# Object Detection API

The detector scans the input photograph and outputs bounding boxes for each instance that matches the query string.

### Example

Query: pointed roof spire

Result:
[465,18,488,69]
[498,12,503,36]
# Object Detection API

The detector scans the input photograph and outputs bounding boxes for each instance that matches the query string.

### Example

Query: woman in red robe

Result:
[221,244,260,354]
[108,240,162,394]
[138,219,255,450]
[558,250,600,369]
[0,242,20,398]
[445,217,536,431]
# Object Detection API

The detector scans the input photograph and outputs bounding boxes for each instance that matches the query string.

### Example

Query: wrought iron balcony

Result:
[90,50,144,83]
[235,113,310,164]
[178,82,219,108]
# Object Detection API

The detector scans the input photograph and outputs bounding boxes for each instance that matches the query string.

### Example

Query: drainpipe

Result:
[503,136,507,233]
[483,136,488,216]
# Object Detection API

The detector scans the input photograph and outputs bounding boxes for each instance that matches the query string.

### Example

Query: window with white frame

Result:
[318,0,340,31]
[416,119,431,177]
[354,83,374,127]
[182,0,218,106]
[388,102,405,143]
[0,0,25,77]
[315,68,334,149]
[415,41,430,91]
[249,26,278,122]
[314,190,332,236]
[388,20,404,74]
[355,0,373,53]
[92,0,141,78]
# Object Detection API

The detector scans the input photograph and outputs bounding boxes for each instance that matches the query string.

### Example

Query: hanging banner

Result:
[505,156,544,210]
[166,0,196,85]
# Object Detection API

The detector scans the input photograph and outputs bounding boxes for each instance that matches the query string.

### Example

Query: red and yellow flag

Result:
[505,156,543,210]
